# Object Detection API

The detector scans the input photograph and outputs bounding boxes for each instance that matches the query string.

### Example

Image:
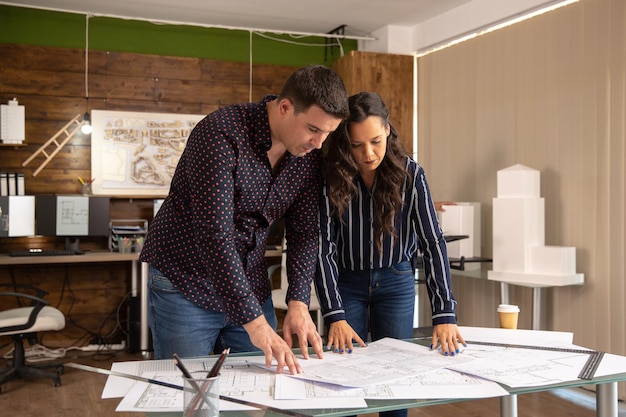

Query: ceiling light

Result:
[81,112,92,135]
[415,0,579,57]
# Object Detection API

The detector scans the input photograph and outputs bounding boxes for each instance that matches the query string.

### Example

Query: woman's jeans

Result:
[148,265,277,360]
[339,261,416,342]
[338,261,416,417]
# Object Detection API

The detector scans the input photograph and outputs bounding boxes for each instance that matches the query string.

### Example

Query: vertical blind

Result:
[416,0,625,398]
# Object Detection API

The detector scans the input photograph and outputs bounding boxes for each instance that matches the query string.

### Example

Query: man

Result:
[139,65,348,374]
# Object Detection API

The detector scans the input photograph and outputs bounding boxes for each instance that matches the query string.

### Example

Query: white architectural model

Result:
[488,164,583,287]
[438,202,481,271]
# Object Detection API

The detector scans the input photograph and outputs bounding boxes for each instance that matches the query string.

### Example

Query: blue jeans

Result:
[338,261,415,417]
[148,265,277,359]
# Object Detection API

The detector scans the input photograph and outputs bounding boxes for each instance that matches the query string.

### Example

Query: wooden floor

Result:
[1,350,624,417]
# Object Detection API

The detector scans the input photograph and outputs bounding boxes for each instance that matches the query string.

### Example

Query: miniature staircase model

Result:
[22,113,85,176]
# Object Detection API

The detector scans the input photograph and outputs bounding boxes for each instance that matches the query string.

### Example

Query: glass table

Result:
[145,334,625,417]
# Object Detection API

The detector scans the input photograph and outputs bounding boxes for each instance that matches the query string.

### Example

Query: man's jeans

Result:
[148,265,277,359]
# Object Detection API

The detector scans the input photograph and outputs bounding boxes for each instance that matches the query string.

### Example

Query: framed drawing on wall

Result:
[91,110,205,197]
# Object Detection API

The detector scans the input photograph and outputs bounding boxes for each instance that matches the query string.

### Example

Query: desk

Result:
[0,251,147,353]
[139,335,625,417]
[0,251,139,266]
[2,247,285,359]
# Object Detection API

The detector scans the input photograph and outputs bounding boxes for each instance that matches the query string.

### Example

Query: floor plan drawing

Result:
[91,110,204,196]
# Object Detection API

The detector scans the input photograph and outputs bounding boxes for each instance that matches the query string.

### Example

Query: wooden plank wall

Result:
[333,51,414,153]
[0,43,297,348]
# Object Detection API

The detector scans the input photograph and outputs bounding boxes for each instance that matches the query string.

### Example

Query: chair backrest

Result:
[0,283,65,336]
[279,243,288,290]
[277,239,317,296]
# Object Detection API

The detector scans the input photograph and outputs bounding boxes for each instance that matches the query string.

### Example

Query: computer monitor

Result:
[35,195,110,251]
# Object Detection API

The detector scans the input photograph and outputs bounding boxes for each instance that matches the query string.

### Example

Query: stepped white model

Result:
[488,164,584,287]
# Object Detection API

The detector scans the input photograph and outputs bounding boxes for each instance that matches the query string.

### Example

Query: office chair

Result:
[0,283,65,392]
[267,240,324,336]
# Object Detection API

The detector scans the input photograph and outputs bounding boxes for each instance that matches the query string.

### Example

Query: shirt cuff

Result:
[323,310,346,324]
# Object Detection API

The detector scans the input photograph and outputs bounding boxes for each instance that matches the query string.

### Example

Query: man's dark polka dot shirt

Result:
[140,95,322,326]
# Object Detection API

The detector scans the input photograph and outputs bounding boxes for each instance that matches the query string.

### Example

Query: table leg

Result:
[532,287,542,330]
[596,382,617,417]
[500,394,517,417]
[499,283,518,417]
[131,259,138,297]
[140,261,150,359]
[500,282,510,304]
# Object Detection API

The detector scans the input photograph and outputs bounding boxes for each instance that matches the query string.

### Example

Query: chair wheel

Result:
[53,378,61,387]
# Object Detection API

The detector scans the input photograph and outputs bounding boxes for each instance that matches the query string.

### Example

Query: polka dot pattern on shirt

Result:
[140,95,322,326]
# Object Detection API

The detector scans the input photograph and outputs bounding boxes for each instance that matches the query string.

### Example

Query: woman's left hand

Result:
[431,323,466,356]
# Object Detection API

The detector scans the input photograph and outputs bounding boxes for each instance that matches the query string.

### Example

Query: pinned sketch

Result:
[56,196,89,236]
[91,110,205,196]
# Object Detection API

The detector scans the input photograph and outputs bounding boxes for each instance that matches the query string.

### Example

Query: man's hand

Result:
[434,201,456,212]
[282,300,325,360]
[326,320,367,353]
[243,315,302,375]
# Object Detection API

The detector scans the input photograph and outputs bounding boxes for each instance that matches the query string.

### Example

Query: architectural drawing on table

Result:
[290,337,474,388]
[438,202,482,271]
[487,164,584,329]
[118,339,508,413]
[91,110,204,196]
[445,341,592,388]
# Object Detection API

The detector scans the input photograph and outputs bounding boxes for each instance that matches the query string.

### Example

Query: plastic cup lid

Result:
[497,304,520,313]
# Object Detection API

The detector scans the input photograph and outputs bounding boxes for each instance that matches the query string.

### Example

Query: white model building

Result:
[488,164,584,287]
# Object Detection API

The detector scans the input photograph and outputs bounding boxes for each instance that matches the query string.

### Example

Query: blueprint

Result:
[287,337,475,387]
[275,367,508,400]
[115,360,366,412]
[105,327,626,413]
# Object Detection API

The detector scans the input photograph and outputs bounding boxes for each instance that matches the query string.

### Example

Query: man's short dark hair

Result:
[278,65,349,120]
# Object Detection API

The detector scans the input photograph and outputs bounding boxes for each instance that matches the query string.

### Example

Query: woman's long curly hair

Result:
[322,92,410,253]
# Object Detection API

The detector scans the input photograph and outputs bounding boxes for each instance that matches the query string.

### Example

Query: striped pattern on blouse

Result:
[315,157,457,325]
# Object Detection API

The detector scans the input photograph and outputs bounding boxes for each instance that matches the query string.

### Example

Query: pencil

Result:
[173,353,217,417]
[207,347,230,377]
[187,348,229,415]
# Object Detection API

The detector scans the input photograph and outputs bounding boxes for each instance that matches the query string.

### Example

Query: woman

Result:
[315,92,465,377]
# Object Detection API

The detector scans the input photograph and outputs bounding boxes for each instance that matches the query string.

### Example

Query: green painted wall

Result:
[0,5,355,66]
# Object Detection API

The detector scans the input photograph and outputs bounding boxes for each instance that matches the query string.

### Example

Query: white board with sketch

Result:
[90,109,205,196]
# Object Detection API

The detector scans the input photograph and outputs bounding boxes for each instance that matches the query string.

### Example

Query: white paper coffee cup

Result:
[497,304,520,329]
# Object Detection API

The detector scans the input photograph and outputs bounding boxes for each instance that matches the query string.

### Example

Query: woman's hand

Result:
[326,320,367,353]
[431,323,466,356]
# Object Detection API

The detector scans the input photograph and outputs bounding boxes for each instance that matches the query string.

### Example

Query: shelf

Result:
[0,143,27,147]
[449,256,492,271]
[487,270,584,288]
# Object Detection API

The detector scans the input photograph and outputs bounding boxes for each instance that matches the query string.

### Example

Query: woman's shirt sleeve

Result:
[315,183,347,324]
[410,163,458,325]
